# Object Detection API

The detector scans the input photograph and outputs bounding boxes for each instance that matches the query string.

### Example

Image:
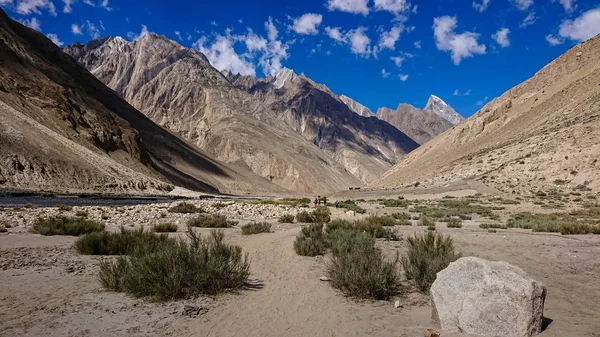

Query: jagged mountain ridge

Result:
[424,94,464,125]
[371,34,600,194]
[65,35,365,194]
[0,10,284,195]
[225,68,420,183]
[338,95,373,117]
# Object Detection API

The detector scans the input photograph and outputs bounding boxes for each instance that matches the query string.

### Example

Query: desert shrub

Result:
[32,216,105,236]
[296,211,314,223]
[252,198,311,207]
[99,229,250,300]
[24,204,38,209]
[75,210,89,218]
[337,200,366,214]
[0,225,7,233]
[241,222,271,235]
[325,219,354,234]
[479,223,507,229]
[312,206,331,223]
[412,199,497,221]
[419,217,435,227]
[488,229,497,233]
[294,224,327,256]
[392,213,411,220]
[401,232,460,291]
[412,215,421,220]
[379,199,411,208]
[56,204,73,212]
[427,225,437,231]
[187,214,237,228]
[368,215,397,227]
[397,219,412,226]
[446,218,463,228]
[152,223,178,233]
[168,202,204,214]
[212,202,228,209]
[75,227,170,255]
[328,229,373,257]
[327,233,399,300]
[278,214,295,223]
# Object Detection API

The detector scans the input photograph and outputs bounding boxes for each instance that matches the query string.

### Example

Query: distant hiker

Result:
[323,197,328,206]
[314,197,318,207]
[316,196,321,206]
[334,200,340,208]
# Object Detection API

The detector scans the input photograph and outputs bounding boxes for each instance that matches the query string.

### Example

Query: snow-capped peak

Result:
[423,94,463,125]
[339,95,373,117]
[273,67,298,89]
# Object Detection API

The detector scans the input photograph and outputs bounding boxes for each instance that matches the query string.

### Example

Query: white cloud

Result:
[195,35,257,77]
[127,24,150,41]
[291,13,322,35]
[19,17,41,31]
[62,0,74,13]
[71,23,82,35]
[378,24,403,50]
[513,0,533,10]
[381,68,391,78]
[174,31,182,41]
[373,0,411,16]
[398,74,409,81]
[244,30,267,51]
[265,17,278,41]
[413,40,421,48]
[390,56,404,67]
[433,16,486,65]
[520,12,536,28]
[16,0,56,16]
[545,34,563,46]
[0,0,13,4]
[558,8,600,42]
[100,0,111,11]
[472,0,490,12]
[492,28,510,47]
[347,27,371,56]
[46,33,63,47]
[453,89,471,96]
[476,96,489,106]
[559,0,575,12]
[325,26,345,41]
[327,0,369,15]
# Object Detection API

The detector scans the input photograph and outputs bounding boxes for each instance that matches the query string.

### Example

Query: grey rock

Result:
[183,305,209,317]
[430,257,546,337]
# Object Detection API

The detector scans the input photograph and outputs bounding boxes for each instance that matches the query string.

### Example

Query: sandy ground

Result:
[1,196,599,337]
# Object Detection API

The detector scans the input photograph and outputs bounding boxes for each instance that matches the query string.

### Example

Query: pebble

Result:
[319,276,331,282]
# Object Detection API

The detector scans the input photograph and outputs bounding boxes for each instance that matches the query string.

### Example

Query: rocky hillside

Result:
[338,95,373,117]
[65,35,363,194]
[371,34,600,194]
[377,99,456,144]
[226,68,420,183]
[0,9,286,196]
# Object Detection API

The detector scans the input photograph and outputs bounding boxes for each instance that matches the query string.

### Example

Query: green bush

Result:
[337,200,366,214]
[401,232,460,291]
[99,229,250,300]
[75,227,170,255]
[294,224,326,256]
[446,218,463,228]
[212,202,228,209]
[187,214,237,228]
[56,204,73,212]
[392,213,411,220]
[327,233,399,300]
[325,219,354,233]
[241,222,271,235]
[168,202,204,214]
[295,211,314,223]
[278,214,295,223]
[419,217,435,227]
[75,210,89,218]
[152,223,178,233]
[397,219,412,226]
[312,206,331,223]
[363,215,397,227]
[354,219,400,240]
[32,216,105,236]
[479,223,507,229]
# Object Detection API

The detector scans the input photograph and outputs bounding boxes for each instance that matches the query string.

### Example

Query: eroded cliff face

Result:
[377,103,455,145]
[65,35,362,194]
[371,35,600,194]
[227,68,420,183]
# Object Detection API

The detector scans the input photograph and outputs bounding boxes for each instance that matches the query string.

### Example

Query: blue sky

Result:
[2,0,600,117]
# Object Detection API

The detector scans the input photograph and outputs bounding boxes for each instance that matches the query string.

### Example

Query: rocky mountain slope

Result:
[0,9,285,195]
[226,68,420,183]
[65,36,365,194]
[377,98,456,144]
[424,95,464,125]
[338,95,373,117]
[371,34,600,194]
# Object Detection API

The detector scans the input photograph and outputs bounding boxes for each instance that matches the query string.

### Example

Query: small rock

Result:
[65,266,75,273]
[319,276,331,282]
[424,328,440,337]
[394,300,402,308]
[183,305,209,317]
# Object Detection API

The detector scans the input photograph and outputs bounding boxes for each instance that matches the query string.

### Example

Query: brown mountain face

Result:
[226,68,420,183]
[371,34,600,194]
[377,103,455,144]
[0,10,284,195]
[64,35,363,194]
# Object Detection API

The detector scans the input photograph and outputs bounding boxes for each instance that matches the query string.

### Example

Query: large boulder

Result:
[430,257,546,337]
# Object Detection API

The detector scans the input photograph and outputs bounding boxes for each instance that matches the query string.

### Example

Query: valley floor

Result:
[1,193,599,337]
